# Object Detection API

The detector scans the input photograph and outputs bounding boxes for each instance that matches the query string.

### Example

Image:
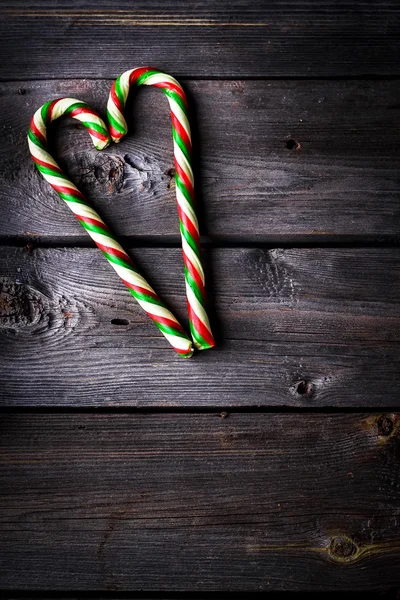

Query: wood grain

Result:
[3,79,400,243]
[1,411,400,591]
[1,1,400,79]
[1,246,400,407]
[2,1,399,595]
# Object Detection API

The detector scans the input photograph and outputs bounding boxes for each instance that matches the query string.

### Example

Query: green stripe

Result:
[128,289,165,308]
[64,101,90,114]
[36,164,64,178]
[180,222,201,260]
[128,288,187,322]
[176,175,195,210]
[189,321,210,349]
[136,70,161,85]
[80,221,113,238]
[59,191,90,206]
[172,128,191,162]
[79,120,108,136]
[107,110,126,134]
[28,128,47,151]
[184,266,205,306]
[101,249,137,272]
[155,320,191,341]
[114,77,126,107]
[163,88,188,114]
[41,100,54,125]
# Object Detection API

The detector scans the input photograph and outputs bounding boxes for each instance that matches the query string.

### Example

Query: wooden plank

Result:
[3,79,400,243]
[1,246,400,407]
[1,411,400,591]
[1,1,400,79]
[5,597,397,600]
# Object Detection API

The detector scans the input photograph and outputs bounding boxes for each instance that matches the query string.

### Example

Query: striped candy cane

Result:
[28,98,195,357]
[107,67,215,351]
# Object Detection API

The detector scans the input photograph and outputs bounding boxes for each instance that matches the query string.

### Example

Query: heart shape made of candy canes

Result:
[27,67,215,358]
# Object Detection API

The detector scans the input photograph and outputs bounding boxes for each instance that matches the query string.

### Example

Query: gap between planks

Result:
[0,238,399,249]
[0,406,399,415]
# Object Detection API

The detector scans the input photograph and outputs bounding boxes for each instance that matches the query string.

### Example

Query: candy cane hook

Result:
[27,98,196,357]
[107,67,215,351]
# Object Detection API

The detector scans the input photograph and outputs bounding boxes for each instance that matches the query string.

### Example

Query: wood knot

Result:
[0,278,43,329]
[360,413,400,441]
[329,536,358,562]
[231,81,245,95]
[377,415,393,437]
[292,379,315,398]
[123,153,161,192]
[75,154,124,195]
[165,167,176,188]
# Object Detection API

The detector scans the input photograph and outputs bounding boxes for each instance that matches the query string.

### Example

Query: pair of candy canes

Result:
[28,67,215,358]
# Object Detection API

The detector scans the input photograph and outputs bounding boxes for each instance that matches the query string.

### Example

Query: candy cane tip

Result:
[178,344,195,358]
[95,140,111,151]
[193,340,216,351]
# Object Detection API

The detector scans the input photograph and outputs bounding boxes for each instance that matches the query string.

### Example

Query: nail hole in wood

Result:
[286,139,301,150]
[294,379,314,398]
[165,167,175,178]
[111,318,129,326]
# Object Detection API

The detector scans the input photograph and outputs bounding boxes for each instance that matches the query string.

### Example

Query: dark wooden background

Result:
[1,0,400,595]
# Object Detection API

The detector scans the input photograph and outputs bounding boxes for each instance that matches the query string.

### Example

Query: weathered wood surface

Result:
[1,246,400,407]
[2,0,400,593]
[4,597,397,600]
[1,1,400,79]
[1,411,400,591]
[2,79,400,243]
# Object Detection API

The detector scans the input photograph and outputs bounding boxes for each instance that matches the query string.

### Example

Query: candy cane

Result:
[27,98,195,357]
[107,67,215,351]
